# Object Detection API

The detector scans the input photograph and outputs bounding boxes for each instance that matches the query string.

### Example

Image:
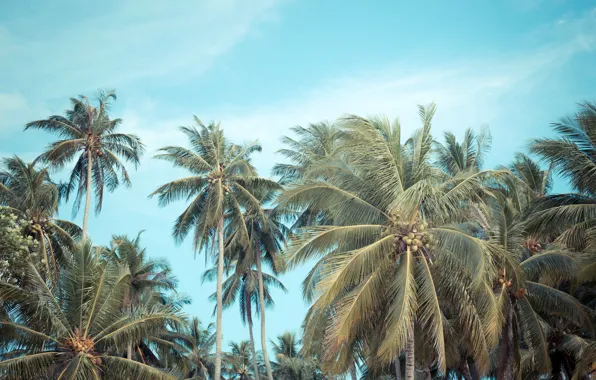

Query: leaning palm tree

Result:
[0,156,80,278]
[279,105,511,379]
[0,240,185,379]
[25,90,144,239]
[150,118,279,380]
[107,232,177,360]
[202,261,287,380]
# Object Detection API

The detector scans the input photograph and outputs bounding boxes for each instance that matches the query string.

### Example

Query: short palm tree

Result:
[0,156,80,278]
[202,261,287,380]
[150,118,279,379]
[25,90,144,239]
[156,317,216,379]
[107,232,177,359]
[0,240,185,379]
[270,332,324,380]
[279,105,511,379]
[225,340,257,380]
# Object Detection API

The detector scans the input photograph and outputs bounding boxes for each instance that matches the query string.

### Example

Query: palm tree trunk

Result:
[405,325,415,380]
[82,149,92,240]
[127,343,133,360]
[256,252,274,380]
[246,287,260,380]
[497,296,515,380]
[394,357,402,380]
[214,216,225,380]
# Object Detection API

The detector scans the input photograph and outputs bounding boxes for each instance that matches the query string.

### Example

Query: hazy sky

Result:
[1,0,595,353]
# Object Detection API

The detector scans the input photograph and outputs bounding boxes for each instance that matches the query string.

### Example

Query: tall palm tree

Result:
[150,119,279,380]
[224,188,289,380]
[0,156,80,278]
[279,105,510,379]
[25,90,144,239]
[107,232,177,359]
[202,261,287,380]
[0,240,185,379]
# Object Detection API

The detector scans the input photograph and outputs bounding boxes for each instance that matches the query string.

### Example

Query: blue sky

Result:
[1,0,595,353]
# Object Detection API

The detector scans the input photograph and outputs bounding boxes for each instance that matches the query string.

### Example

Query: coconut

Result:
[405,238,412,245]
[408,233,415,240]
[412,239,421,246]
[419,224,425,232]
[498,278,505,284]
[411,245,418,252]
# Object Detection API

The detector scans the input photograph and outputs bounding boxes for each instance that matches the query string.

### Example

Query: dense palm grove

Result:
[0,92,595,380]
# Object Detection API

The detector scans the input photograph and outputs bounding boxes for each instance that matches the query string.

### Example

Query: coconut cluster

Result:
[65,335,102,365]
[384,214,434,253]
[207,172,231,193]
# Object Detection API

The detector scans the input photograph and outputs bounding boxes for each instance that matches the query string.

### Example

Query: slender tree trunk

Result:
[246,287,260,380]
[256,253,274,380]
[497,296,515,380]
[405,325,415,380]
[214,217,225,380]
[394,357,402,380]
[350,363,357,380]
[82,149,92,240]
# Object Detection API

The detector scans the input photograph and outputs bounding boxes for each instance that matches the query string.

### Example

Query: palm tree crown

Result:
[25,90,144,239]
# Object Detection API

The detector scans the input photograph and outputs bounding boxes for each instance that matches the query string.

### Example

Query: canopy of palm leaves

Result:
[0,208,38,283]
[279,104,516,376]
[25,90,144,239]
[0,156,80,277]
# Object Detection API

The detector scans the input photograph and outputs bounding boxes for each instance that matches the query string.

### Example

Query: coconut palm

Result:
[224,188,289,380]
[0,208,38,284]
[434,127,491,176]
[279,105,513,379]
[273,122,342,184]
[107,232,178,359]
[473,165,594,379]
[528,101,596,247]
[225,340,257,380]
[25,90,144,239]
[270,332,324,380]
[202,261,287,380]
[0,240,185,380]
[150,119,280,380]
[155,317,216,379]
[0,156,80,279]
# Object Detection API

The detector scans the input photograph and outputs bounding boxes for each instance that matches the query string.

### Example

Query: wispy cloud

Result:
[0,0,286,97]
[122,7,595,172]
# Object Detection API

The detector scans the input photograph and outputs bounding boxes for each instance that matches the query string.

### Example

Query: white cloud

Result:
[0,0,286,97]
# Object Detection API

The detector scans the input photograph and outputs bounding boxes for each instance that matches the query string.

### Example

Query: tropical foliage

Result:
[0,90,595,379]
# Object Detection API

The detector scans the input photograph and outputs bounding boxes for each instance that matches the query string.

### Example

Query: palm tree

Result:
[270,332,324,380]
[224,188,289,380]
[0,240,185,379]
[0,208,37,284]
[273,122,342,184]
[0,156,80,279]
[107,232,177,359]
[156,317,217,379]
[150,118,279,380]
[202,261,287,380]
[25,90,144,239]
[225,340,257,380]
[434,127,491,176]
[279,105,510,379]
[528,101,596,247]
